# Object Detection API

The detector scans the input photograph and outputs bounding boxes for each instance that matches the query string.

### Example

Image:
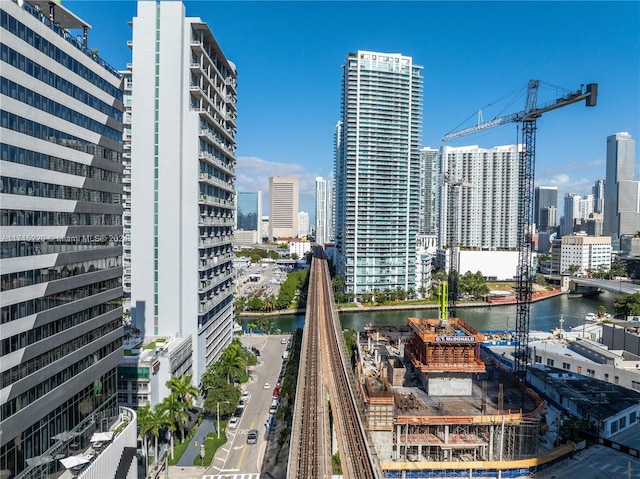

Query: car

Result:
[241,391,251,402]
[234,407,244,417]
[246,429,258,445]
[270,398,279,408]
[281,337,287,344]
[263,382,270,389]
[269,405,277,415]
[238,399,247,408]
[228,417,239,429]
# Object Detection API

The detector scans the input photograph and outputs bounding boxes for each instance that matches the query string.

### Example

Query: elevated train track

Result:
[288,246,382,479]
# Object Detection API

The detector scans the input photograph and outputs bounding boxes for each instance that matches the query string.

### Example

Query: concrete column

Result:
[489,424,494,461]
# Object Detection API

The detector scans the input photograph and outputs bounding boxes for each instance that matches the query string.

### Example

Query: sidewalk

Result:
[176,418,217,467]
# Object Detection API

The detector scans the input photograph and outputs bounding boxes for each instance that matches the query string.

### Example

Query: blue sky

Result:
[66,0,639,224]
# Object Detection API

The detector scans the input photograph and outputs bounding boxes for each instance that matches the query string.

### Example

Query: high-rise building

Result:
[236,191,262,245]
[269,176,299,239]
[561,193,595,236]
[439,144,521,250]
[298,211,309,237]
[129,0,237,382]
[334,51,422,297]
[604,132,639,248]
[315,176,332,245]
[592,179,605,214]
[419,147,440,235]
[1,0,125,475]
[534,186,558,231]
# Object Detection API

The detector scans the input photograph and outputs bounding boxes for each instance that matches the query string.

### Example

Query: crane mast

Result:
[443,80,597,384]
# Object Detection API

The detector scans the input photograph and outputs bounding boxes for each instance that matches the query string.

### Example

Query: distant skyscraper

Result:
[534,186,558,231]
[269,176,299,239]
[298,211,310,237]
[439,144,521,250]
[129,0,237,382]
[592,179,605,214]
[603,132,639,247]
[315,176,332,245]
[561,193,594,236]
[1,0,124,474]
[236,191,262,245]
[419,147,440,235]
[334,51,422,297]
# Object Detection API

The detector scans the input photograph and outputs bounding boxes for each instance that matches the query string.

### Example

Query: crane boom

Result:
[441,80,598,389]
[443,82,598,142]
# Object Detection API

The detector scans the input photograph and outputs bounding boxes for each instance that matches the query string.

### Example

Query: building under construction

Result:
[354,319,570,478]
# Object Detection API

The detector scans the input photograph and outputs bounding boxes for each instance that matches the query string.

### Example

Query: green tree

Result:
[160,394,189,456]
[568,264,581,276]
[290,253,299,260]
[138,403,169,464]
[262,294,277,312]
[611,260,627,279]
[614,292,640,317]
[361,292,372,304]
[247,297,263,311]
[597,305,607,318]
[418,285,427,299]
[166,375,199,410]
[214,338,247,383]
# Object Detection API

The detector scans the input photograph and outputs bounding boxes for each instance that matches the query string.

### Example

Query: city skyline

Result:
[65,1,639,223]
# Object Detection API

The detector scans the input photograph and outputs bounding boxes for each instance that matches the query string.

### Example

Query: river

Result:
[241,291,621,334]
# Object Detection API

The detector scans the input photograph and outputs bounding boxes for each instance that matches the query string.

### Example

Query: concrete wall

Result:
[458,250,518,281]
[426,377,472,396]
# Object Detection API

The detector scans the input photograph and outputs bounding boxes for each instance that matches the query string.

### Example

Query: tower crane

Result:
[443,173,473,319]
[443,80,598,383]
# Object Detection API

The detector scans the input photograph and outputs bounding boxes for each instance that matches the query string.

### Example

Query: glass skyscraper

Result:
[334,51,423,297]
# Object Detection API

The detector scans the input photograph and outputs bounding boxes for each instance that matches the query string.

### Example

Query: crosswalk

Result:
[203,474,261,479]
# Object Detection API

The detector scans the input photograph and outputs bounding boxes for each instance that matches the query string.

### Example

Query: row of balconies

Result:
[198,288,232,315]
[199,150,235,176]
[198,127,236,156]
[199,173,233,191]
[199,235,233,248]
[199,217,231,227]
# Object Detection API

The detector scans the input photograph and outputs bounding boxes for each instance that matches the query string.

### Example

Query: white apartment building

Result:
[269,176,299,240]
[419,147,440,235]
[128,0,237,383]
[1,0,129,476]
[289,240,312,259]
[315,176,332,246]
[298,211,309,237]
[560,235,612,274]
[334,51,422,297]
[439,144,521,250]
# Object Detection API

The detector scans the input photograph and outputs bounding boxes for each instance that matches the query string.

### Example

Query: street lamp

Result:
[216,401,230,439]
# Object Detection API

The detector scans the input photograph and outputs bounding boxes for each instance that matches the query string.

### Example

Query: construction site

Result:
[354,320,572,478]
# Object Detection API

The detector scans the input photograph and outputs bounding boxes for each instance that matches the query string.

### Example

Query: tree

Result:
[596,304,607,318]
[290,253,299,260]
[214,338,247,383]
[166,375,199,410]
[262,294,277,312]
[138,403,169,464]
[160,394,189,457]
[614,292,640,317]
[418,285,427,299]
[568,264,581,276]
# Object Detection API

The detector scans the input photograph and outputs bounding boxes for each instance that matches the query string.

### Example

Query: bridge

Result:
[288,246,383,478]
[570,277,640,295]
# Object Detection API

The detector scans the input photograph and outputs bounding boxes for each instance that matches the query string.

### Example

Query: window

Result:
[632,380,640,391]
[615,376,619,385]
[563,362,570,370]
[620,416,626,429]
[535,355,542,364]
[547,358,554,367]
[587,369,595,378]
[604,373,609,382]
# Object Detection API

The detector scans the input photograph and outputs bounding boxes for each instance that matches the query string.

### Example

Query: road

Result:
[205,334,289,479]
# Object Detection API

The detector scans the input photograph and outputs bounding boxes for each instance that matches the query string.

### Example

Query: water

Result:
[241,291,620,334]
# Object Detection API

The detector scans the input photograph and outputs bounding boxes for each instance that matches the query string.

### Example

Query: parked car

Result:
[241,391,251,402]
[228,417,239,429]
[263,382,270,389]
[247,429,258,444]
[281,337,287,344]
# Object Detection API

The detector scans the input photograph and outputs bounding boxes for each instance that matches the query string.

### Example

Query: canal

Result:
[241,290,621,334]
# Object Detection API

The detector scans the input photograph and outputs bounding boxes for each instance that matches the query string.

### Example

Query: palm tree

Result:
[136,404,152,466]
[161,395,189,458]
[262,294,277,312]
[166,375,199,408]
[214,339,247,383]
[140,404,169,465]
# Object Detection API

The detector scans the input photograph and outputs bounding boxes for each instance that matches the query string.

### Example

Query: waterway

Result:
[241,290,621,334]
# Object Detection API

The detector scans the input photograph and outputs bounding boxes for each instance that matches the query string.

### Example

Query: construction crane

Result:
[443,80,598,383]
[443,173,473,318]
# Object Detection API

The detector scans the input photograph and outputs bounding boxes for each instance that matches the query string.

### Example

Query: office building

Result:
[315,176,332,246]
[268,176,299,240]
[419,147,439,235]
[128,0,237,383]
[333,51,422,297]
[560,235,611,275]
[1,0,127,476]
[560,193,594,237]
[439,144,521,251]
[298,211,309,237]
[236,191,262,245]
[604,132,639,248]
[534,186,558,231]
[593,179,605,214]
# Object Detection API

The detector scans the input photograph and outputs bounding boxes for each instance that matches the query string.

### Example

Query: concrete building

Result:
[269,176,299,240]
[604,132,639,249]
[117,336,192,409]
[261,215,269,241]
[560,235,611,275]
[418,147,439,235]
[315,176,332,246]
[289,239,312,259]
[439,144,521,250]
[535,186,558,231]
[333,51,422,298]
[298,211,309,238]
[0,0,130,476]
[236,191,262,245]
[128,0,237,383]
